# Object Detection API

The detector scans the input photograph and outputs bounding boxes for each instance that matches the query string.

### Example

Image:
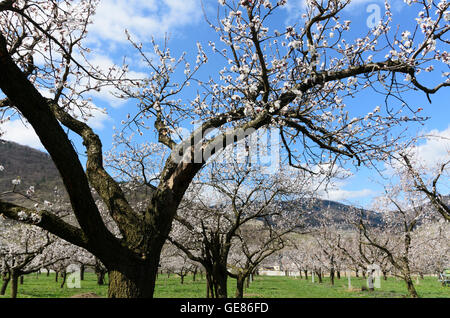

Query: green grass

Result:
[0,272,448,298]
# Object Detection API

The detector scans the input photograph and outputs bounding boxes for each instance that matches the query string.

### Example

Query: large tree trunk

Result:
[212,264,228,298]
[108,270,156,298]
[203,262,229,298]
[212,276,228,298]
[107,257,160,298]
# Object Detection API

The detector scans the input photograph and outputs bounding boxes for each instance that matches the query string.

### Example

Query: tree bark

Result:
[212,264,228,298]
[235,275,246,298]
[96,271,105,285]
[179,274,185,284]
[316,271,323,283]
[60,271,67,288]
[80,264,85,281]
[0,271,10,296]
[405,274,419,298]
[10,271,19,299]
[330,269,335,286]
[206,274,212,298]
[107,258,159,298]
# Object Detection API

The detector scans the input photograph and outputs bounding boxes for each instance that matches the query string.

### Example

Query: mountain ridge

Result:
[0,140,383,226]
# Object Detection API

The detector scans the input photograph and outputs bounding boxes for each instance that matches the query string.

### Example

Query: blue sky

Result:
[1,0,449,208]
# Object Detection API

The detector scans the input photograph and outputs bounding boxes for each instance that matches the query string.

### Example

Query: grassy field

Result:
[0,272,448,298]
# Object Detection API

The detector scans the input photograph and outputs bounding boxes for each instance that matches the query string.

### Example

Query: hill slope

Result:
[0,140,63,204]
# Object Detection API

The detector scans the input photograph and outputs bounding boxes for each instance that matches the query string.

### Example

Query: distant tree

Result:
[228,220,288,298]
[0,222,67,298]
[359,186,430,298]
[397,150,450,222]
[169,157,309,298]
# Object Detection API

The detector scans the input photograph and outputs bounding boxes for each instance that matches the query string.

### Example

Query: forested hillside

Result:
[0,140,63,204]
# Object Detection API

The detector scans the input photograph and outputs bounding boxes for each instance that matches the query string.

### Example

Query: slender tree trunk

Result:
[96,271,105,285]
[235,275,246,298]
[55,271,59,282]
[10,271,19,299]
[330,269,335,286]
[316,271,323,283]
[60,271,67,288]
[1,271,10,296]
[405,275,419,298]
[46,268,50,277]
[206,274,212,298]
[213,265,228,298]
[304,270,308,280]
[337,271,341,279]
[80,264,85,281]
[19,275,24,285]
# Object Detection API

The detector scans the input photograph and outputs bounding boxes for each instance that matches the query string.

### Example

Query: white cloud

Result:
[1,119,44,150]
[321,187,376,201]
[412,126,450,169]
[385,126,450,175]
[88,0,202,44]
[0,105,111,150]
